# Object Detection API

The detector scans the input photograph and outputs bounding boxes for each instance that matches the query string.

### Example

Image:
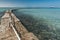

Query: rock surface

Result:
[0,10,18,40]
[0,10,39,40]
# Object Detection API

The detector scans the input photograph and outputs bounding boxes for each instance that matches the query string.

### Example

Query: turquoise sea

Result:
[18,8,60,28]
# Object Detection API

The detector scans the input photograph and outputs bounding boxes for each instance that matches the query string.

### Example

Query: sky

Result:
[0,0,60,7]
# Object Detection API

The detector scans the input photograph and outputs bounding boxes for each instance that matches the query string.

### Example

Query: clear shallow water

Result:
[17,8,60,29]
[19,8,60,19]
[17,8,60,40]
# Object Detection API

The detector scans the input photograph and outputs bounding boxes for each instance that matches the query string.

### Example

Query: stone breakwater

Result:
[0,10,39,40]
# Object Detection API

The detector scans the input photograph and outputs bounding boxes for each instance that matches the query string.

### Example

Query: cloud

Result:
[0,2,27,7]
[0,4,12,7]
[0,2,12,7]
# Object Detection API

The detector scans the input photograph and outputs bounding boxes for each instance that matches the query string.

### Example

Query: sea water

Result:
[17,8,60,29]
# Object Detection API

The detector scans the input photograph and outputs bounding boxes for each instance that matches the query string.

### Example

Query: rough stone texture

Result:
[0,10,39,40]
[0,11,18,40]
[21,32,39,40]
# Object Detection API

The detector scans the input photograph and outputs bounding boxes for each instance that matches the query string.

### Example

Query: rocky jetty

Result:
[0,10,39,40]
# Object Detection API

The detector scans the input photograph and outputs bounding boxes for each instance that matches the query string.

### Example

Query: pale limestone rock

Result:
[11,13,20,22]
[22,32,39,40]
[0,10,18,40]
[0,10,39,40]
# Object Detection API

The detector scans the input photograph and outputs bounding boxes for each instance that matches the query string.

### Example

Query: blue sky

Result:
[0,0,60,7]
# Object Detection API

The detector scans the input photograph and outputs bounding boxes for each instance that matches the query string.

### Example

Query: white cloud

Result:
[0,4,13,7]
[0,2,27,7]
